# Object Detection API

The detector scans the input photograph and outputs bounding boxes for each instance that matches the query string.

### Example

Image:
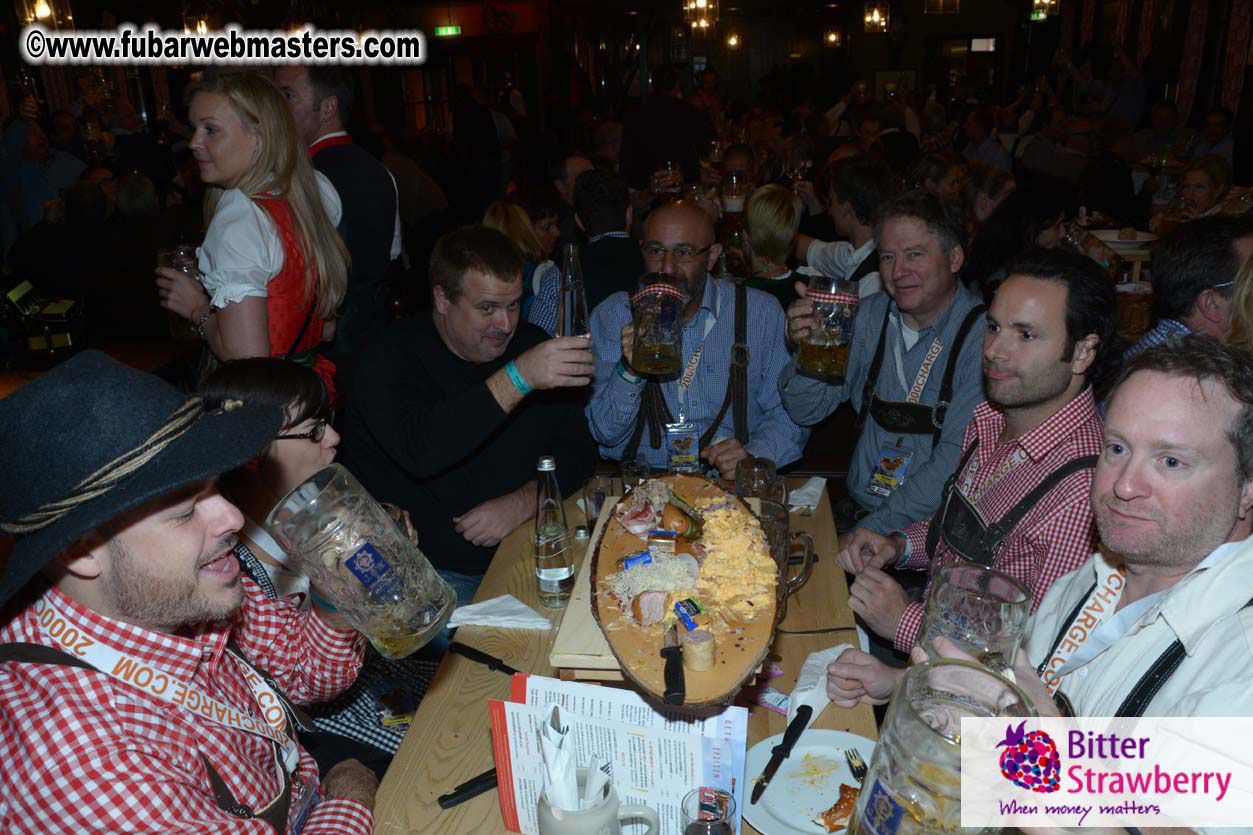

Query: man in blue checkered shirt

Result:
[586,201,807,477]
[1124,216,1253,360]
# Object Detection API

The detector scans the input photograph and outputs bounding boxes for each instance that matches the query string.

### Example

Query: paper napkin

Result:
[786,642,853,731]
[446,594,552,630]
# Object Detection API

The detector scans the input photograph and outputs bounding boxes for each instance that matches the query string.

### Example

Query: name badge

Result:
[665,421,700,472]
[289,772,321,834]
[865,443,914,498]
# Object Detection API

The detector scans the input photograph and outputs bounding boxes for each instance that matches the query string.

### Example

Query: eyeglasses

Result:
[641,242,714,262]
[276,409,335,443]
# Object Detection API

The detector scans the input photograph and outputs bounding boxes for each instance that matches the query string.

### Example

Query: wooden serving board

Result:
[588,474,778,707]
[548,496,624,674]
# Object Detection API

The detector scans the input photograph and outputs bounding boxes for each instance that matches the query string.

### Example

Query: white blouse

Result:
[197,170,343,309]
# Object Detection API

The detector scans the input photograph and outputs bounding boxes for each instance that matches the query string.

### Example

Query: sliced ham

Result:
[614,493,659,538]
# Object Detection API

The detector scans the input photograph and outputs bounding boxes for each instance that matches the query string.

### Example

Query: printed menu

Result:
[489,673,748,834]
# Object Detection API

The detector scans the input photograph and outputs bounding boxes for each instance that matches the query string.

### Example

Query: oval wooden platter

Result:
[589,474,779,707]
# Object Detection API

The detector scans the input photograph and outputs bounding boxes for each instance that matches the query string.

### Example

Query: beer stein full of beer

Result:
[797,274,859,384]
[630,272,689,377]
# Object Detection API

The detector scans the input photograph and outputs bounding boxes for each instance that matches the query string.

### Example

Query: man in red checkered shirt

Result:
[0,351,373,834]
[834,249,1116,656]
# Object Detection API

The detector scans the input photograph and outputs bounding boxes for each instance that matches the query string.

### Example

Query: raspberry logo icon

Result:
[997,721,1060,793]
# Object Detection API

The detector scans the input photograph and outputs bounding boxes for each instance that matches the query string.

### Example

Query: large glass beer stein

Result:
[915,563,1030,673]
[849,658,1036,835]
[630,272,689,377]
[266,464,456,659]
[796,273,858,384]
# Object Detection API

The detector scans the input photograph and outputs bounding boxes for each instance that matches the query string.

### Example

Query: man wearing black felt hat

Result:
[0,351,375,834]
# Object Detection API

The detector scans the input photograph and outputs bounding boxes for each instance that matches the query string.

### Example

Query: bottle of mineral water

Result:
[557,243,590,338]
[534,456,573,607]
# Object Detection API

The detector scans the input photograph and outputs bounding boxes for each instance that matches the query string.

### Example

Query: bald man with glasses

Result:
[586,201,807,477]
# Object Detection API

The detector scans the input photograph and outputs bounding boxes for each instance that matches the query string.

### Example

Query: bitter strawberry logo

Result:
[997,721,1061,793]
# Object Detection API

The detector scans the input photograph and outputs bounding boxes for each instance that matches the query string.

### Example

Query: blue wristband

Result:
[615,359,643,384]
[505,360,533,396]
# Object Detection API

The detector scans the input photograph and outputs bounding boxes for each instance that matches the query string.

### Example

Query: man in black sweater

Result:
[574,168,644,313]
[275,65,400,357]
[339,226,596,600]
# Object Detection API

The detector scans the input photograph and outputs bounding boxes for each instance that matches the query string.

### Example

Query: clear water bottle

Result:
[557,243,591,338]
[534,456,573,607]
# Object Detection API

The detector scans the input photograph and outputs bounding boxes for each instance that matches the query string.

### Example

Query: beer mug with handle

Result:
[797,273,858,384]
[756,500,814,623]
[630,272,688,377]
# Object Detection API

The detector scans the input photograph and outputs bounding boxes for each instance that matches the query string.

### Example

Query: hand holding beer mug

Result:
[629,272,688,377]
[796,273,858,384]
[650,161,683,197]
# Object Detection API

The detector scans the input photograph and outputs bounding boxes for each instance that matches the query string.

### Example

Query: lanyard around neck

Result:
[31,594,302,772]
[891,313,944,403]
[676,281,722,420]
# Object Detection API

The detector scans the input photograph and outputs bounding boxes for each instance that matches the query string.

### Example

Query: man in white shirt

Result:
[828,336,1253,723]
[794,156,899,298]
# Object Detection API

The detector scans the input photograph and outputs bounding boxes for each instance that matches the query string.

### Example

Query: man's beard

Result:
[108,534,243,632]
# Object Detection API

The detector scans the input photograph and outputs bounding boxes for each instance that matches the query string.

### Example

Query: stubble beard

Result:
[1094,492,1242,569]
[108,535,243,632]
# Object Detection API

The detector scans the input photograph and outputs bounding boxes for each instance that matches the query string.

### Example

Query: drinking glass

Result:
[849,658,1036,835]
[1115,281,1155,340]
[621,459,651,490]
[582,475,616,527]
[651,160,683,196]
[915,563,1030,673]
[630,272,687,377]
[796,273,859,384]
[720,171,748,215]
[158,243,201,340]
[734,457,785,504]
[266,464,455,659]
[756,500,814,622]
[680,787,735,835]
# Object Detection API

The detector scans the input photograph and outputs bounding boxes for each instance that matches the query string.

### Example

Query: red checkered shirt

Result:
[0,576,371,834]
[893,387,1103,652]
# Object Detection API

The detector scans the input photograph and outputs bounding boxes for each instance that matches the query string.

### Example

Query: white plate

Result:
[1091,228,1157,250]
[743,729,876,835]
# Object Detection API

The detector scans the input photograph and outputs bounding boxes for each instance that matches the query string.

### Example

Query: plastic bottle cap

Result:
[537,456,556,471]
[574,525,590,540]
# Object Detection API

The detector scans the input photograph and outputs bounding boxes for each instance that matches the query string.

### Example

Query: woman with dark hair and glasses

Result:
[199,357,340,599]
[198,356,424,781]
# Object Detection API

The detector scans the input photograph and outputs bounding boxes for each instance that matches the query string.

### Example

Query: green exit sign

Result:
[434,25,461,36]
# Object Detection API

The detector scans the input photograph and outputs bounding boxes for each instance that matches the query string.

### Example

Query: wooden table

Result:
[373,480,877,835]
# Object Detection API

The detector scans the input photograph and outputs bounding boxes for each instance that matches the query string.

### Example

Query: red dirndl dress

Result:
[253,195,337,401]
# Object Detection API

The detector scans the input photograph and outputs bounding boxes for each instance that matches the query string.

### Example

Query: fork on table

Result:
[845,748,868,783]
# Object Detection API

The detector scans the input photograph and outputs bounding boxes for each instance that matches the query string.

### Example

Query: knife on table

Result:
[436,767,498,809]
[750,704,813,804]
[661,624,685,705]
[448,641,520,676]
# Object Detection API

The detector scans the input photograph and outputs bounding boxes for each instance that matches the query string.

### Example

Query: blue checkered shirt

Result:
[586,275,808,469]
[527,261,563,336]
[1124,318,1190,361]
